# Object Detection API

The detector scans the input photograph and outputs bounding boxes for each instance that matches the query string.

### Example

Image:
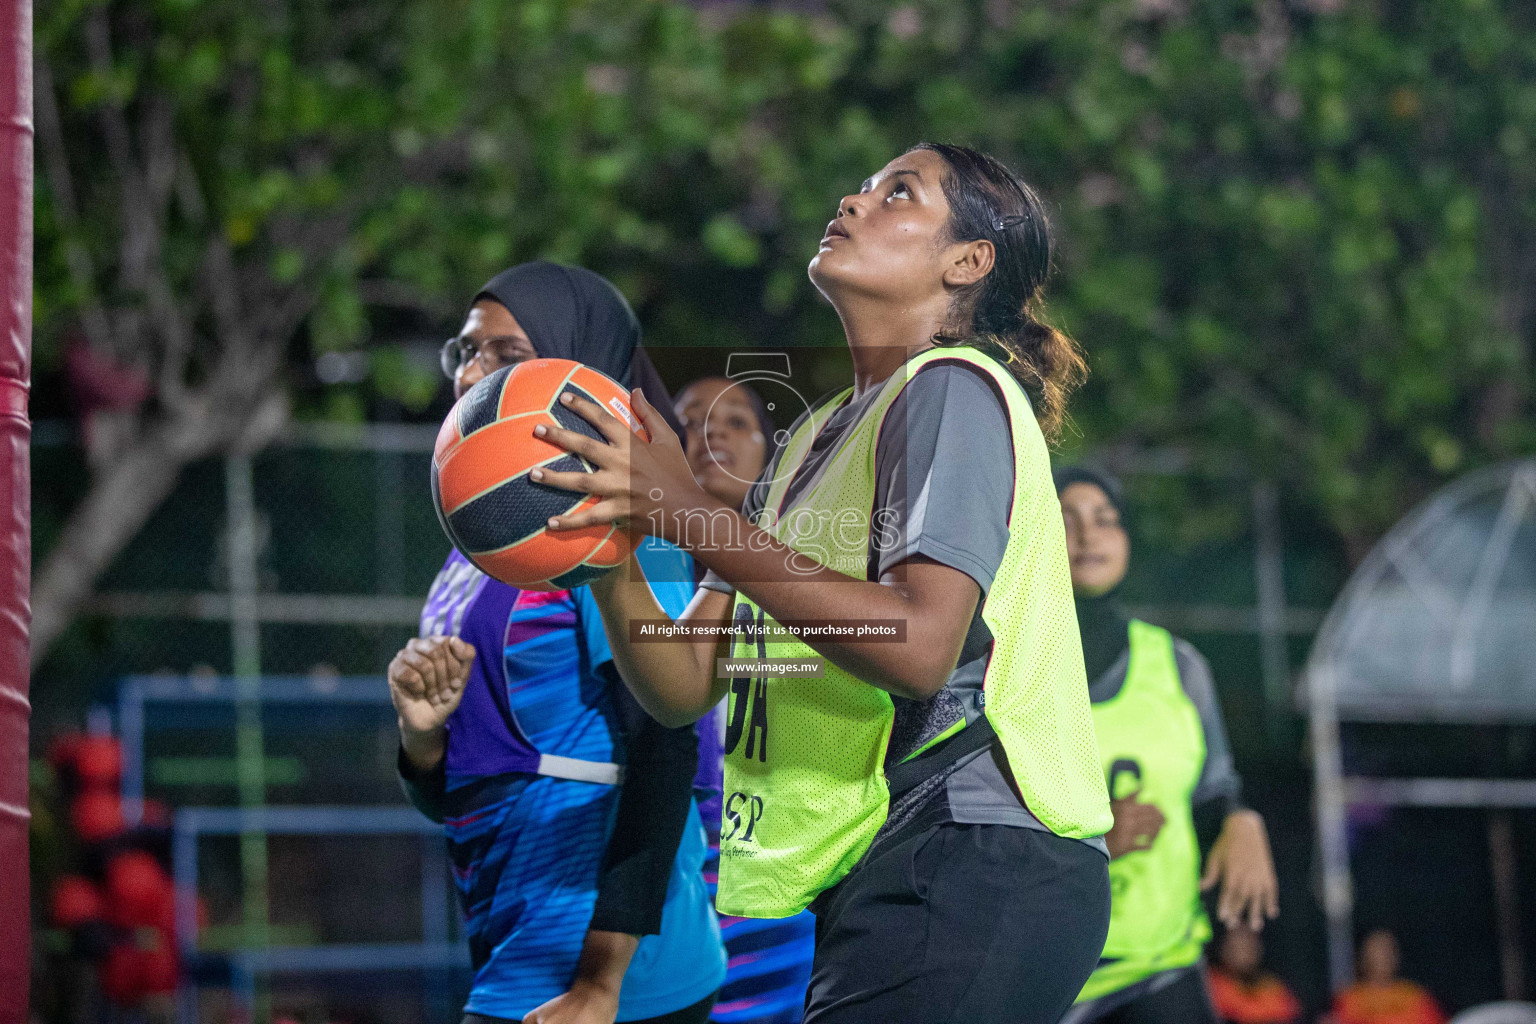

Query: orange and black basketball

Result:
[431,358,647,591]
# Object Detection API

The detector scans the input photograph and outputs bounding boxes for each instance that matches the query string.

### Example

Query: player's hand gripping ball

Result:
[432,358,648,590]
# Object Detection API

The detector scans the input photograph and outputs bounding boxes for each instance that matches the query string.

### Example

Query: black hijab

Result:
[476,261,685,441]
[1054,463,1132,685]
[1053,464,1128,527]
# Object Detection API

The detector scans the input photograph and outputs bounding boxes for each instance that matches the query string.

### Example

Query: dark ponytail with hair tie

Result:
[914,143,1088,441]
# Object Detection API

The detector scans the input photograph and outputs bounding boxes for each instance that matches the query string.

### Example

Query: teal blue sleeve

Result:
[573,538,696,675]
[582,538,703,936]
[635,537,696,618]
[573,584,615,675]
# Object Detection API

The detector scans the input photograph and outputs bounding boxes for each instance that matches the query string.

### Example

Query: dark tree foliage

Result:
[33,0,1536,659]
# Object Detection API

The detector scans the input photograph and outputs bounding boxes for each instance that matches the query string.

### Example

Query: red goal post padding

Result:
[0,0,32,1020]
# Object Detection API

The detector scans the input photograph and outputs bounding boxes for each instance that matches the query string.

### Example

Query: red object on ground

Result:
[138,931,180,994]
[104,850,174,929]
[72,734,122,787]
[1207,966,1303,1024]
[139,945,178,994]
[48,875,105,929]
[151,889,178,934]
[0,2,33,1021]
[101,927,180,1003]
[71,789,125,844]
[99,943,144,1006]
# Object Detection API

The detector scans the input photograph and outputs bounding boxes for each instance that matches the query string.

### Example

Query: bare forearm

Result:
[398,721,446,774]
[685,506,966,700]
[589,558,726,726]
[593,507,973,714]
[573,928,640,996]
[532,392,964,702]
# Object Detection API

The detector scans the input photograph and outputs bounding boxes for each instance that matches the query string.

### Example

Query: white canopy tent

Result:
[1305,459,1536,993]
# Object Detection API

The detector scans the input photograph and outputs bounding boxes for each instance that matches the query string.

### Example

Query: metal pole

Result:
[1309,661,1354,990]
[421,833,451,1022]
[1252,480,1290,742]
[0,0,32,1018]
[1491,783,1528,1003]
[374,403,406,666]
[1489,811,1525,999]
[226,454,271,1019]
[173,814,201,1024]
[119,677,144,826]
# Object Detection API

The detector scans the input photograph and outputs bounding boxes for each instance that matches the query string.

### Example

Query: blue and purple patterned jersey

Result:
[421,550,534,780]
[416,544,724,1021]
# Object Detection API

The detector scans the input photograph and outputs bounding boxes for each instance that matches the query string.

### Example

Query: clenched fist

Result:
[388,636,475,771]
[1104,790,1167,859]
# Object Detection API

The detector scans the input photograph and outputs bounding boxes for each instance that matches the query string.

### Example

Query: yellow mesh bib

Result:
[1077,620,1210,1002]
[718,346,1111,918]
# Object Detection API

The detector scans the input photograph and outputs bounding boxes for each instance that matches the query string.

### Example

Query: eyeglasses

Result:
[439,336,526,379]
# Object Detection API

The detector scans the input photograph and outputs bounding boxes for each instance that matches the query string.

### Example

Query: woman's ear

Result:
[942,239,995,289]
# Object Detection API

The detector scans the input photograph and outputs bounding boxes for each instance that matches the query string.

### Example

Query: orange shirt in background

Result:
[1207,966,1304,1024]
[1332,981,1447,1024]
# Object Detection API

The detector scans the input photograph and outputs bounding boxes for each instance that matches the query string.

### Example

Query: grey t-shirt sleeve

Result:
[702,367,1013,595]
[1177,639,1244,810]
[872,362,1013,594]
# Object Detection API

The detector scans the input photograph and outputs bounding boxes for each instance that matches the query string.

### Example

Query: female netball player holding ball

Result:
[531,145,1114,1024]
[1055,466,1278,1024]
[388,261,724,1024]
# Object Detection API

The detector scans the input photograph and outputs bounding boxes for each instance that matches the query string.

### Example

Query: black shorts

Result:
[803,820,1111,1024]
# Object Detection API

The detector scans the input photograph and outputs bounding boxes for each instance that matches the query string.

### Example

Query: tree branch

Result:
[30,375,291,667]
[32,54,115,356]
[84,8,154,294]
[141,97,177,224]
[200,233,252,355]
[84,6,199,376]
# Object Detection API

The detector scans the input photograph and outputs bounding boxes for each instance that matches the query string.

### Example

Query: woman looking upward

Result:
[532,145,1113,1024]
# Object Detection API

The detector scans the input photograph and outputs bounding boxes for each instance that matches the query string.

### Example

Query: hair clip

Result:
[991,213,1031,231]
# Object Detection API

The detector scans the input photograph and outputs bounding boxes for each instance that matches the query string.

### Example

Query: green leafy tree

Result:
[32,0,435,660]
[663,0,1536,555]
[33,0,1536,666]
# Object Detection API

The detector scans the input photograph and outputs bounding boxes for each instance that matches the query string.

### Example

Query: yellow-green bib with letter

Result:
[718,345,1112,919]
[1077,619,1209,1002]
